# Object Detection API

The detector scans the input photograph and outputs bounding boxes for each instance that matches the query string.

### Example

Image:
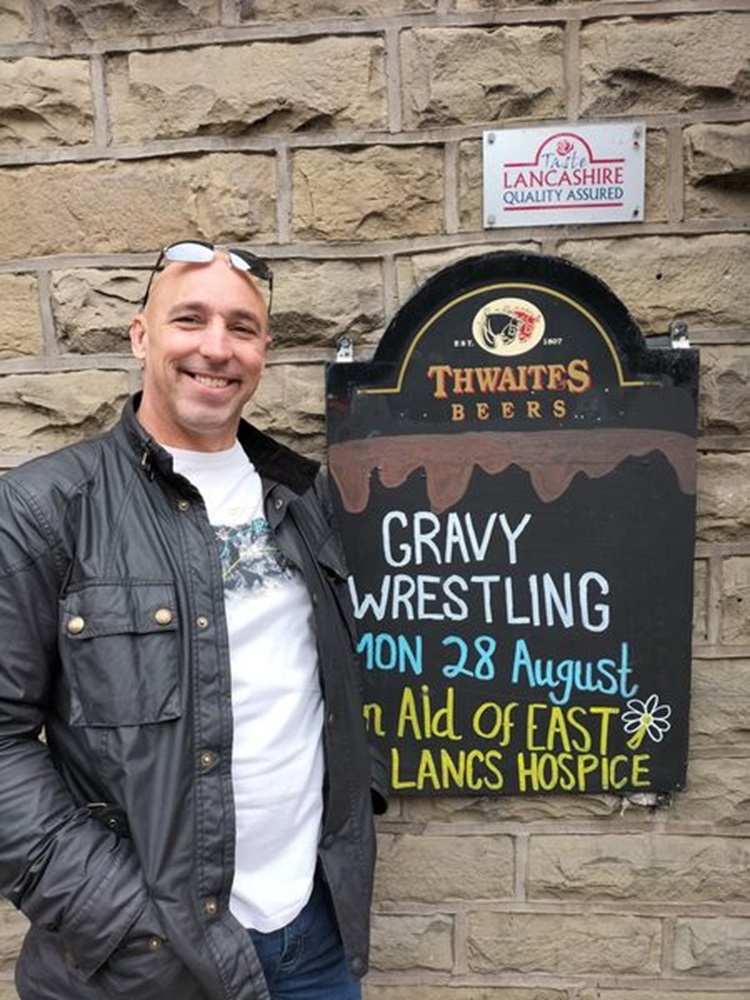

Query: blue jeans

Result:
[248,875,362,1000]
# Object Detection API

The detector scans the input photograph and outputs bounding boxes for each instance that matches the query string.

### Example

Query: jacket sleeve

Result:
[0,477,152,977]
[316,472,389,815]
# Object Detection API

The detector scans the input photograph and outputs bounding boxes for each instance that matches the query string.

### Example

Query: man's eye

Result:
[174,314,201,325]
[234,325,260,337]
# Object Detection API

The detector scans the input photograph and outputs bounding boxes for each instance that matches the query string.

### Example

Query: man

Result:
[0,241,386,1000]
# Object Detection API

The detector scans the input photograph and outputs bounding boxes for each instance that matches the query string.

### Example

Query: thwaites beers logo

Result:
[484,123,645,228]
[426,292,595,426]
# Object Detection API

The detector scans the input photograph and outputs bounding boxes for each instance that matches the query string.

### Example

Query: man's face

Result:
[130,255,271,451]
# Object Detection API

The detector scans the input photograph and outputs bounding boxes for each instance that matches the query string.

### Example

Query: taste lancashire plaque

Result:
[326,252,699,796]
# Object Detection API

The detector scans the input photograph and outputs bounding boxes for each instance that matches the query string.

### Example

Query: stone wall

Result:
[0,1,748,998]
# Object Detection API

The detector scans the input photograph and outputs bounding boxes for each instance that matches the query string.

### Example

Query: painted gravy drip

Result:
[329,428,696,514]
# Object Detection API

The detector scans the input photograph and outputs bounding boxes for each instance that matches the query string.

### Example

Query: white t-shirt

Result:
[168,443,324,932]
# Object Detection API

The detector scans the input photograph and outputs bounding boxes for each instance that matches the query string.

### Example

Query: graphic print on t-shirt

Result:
[214,517,297,597]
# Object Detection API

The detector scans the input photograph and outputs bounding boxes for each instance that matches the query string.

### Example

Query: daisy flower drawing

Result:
[621,694,672,750]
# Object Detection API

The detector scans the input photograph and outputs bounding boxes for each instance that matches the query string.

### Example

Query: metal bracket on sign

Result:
[669,320,690,349]
[335,335,354,363]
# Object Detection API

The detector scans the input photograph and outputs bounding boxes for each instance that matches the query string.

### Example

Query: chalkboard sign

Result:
[326,252,699,795]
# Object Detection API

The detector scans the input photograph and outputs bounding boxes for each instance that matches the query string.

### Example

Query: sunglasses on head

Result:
[140,240,274,312]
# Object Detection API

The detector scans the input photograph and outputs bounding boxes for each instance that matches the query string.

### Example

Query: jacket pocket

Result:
[17,913,207,1000]
[59,583,181,727]
[96,897,204,1000]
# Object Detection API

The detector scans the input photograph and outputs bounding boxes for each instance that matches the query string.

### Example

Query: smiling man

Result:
[0,241,386,1000]
[131,247,272,451]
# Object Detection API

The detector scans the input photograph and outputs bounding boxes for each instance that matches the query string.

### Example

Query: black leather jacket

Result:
[0,395,385,1000]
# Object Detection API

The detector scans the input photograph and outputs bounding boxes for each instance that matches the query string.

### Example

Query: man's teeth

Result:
[193,374,231,388]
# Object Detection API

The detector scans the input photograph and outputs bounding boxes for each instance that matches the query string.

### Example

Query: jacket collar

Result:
[119,393,320,495]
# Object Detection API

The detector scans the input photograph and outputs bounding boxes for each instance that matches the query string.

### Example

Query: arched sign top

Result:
[328,251,698,442]
[371,251,693,390]
[364,281,641,396]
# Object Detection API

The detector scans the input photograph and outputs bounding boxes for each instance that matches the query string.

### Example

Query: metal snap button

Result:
[154,607,173,626]
[66,616,85,635]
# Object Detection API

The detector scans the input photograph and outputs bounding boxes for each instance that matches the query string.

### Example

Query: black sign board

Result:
[326,252,699,796]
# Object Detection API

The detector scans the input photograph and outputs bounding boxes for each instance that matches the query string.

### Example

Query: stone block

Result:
[456,0,595,6]
[0,984,17,1000]
[395,243,540,306]
[458,138,484,231]
[674,916,750,976]
[248,361,326,459]
[0,904,26,972]
[270,259,385,349]
[401,26,564,129]
[700,346,750,436]
[0,0,32,42]
[644,128,668,223]
[374,833,513,903]
[401,790,620,825]
[0,57,93,149]
[292,146,443,242]
[369,912,453,971]
[0,371,129,454]
[693,558,708,644]
[697,454,750,542]
[51,269,144,354]
[691,660,750,748]
[668,756,750,826]
[467,911,661,975]
[44,0,219,41]
[581,14,750,115]
[528,832,750,902]
[580,991,749,1000]
[0,154,276,258]
[239,0,435,19]
[722,556,750,645]
[0,274,43,358]
[364,991,570,1000]
[559,234,750,334]
[107,38,386,144]
[685,122,750,220]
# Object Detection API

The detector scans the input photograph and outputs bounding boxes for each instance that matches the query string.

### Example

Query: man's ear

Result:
[130,315,147,361]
